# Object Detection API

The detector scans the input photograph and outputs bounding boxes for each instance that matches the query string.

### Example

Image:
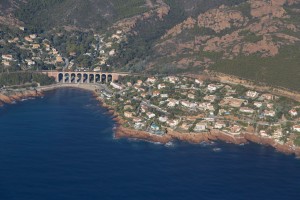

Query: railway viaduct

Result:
[43,71,128,84]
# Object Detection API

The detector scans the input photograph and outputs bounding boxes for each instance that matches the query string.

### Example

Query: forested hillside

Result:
[1,0,300,91]
[14,0,150,31]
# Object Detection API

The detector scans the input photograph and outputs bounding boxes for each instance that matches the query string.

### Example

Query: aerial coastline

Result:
[2,0,300,198]
[1,78,300,158]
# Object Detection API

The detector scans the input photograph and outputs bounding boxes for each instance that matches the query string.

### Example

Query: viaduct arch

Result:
[43,71,127,84]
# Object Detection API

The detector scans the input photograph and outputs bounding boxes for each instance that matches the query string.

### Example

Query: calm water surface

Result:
[0,88,299,200]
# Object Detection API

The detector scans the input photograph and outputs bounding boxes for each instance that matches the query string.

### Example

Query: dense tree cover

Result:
[15,0,64,33]
[0,22,99,71]
[294,136,300,146]
[45,30,98,68]
[14,0,149,32]
[0,24,57,71]
[0,72,55,87]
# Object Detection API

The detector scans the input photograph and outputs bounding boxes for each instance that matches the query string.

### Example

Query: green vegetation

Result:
[15,0,149,32]
[239,30,263,43]
[0,72,55,87]
[235,1,251,17]
[295,136,300,146]
[284,5,300,26]
[15,0,65,32]
[112,0,148,19]
[211,45,300,91]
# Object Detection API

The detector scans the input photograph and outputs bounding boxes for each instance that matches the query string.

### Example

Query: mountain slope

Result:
[135,0,300,90]
[1,0,300,91]
[0,0,24,27]
[13,0,153,31]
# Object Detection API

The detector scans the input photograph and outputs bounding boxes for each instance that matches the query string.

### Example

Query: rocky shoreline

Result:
[0,89,43,106]
[115,122,300,157]
[1,84,300,158]
[0,83,98,107]
[95,94,300,157]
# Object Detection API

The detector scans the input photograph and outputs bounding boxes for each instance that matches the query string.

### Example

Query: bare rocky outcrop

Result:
[197,5,246,33]
[162,17,196,39]
[250,0,287,18]
[0,0,25,27]
[151,0,300,69]
[242,36,279,56]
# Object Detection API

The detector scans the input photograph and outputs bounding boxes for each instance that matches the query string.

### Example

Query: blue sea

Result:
[0,88,299,200]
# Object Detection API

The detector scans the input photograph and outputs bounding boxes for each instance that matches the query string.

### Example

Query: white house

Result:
[140,105,148,113]
[181,101,197,108]
[93,67,102,72]
[207,84,218,93]
[134,122,145,130]
[24,36,33,42]
[1,54,13,61]
[29,34,37,39]
[293,125,300,132]
[109,49,116,56]
[230,125,242,135]
[158,83,166,90]
[167,119,180,128]
[214,121,226,129]
[32,43,40,49]
[289,109,298,117]
[240,107,255,114]
[110,82,123,90]
[2,61,10,66]
[254,102,263,108]
[111,34,121,40]
[180,123,192,131]
[264,110,276,117]
[167,99,178,107]
[261,93,274,100]
[146,112,156,119]
[124,112,133,118]
[199,102,214,111]
[146,77,156,83]
[195,79,204,86]
[152,90,160,97]
[259,130,269,137]
[188,93,195,99]
[246,90,259,98]
[203,95,217,102]
[25,59,35,66]
[160,94,169,98]
[159,116,168,123]
[194,122,207,132]
[166,76,179,84]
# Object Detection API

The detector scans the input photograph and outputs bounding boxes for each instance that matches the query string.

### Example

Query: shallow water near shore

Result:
[0,88,299,200]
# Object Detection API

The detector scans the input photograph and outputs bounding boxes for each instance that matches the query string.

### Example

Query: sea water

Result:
[0,88,299,200]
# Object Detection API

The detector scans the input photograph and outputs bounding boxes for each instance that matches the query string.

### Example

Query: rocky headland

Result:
[1,83,300,158]
[0,89,42,106]
[115,120,300,157]
[98,94,300,157]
